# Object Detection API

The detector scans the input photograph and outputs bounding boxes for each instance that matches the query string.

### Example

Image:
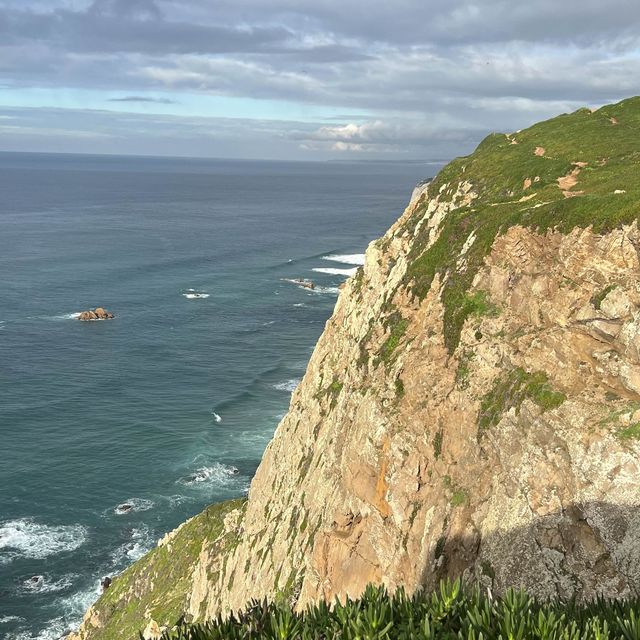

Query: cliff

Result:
[71,97,640,639]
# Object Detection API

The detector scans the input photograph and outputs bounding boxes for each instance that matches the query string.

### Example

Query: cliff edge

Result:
[71,97,640,639]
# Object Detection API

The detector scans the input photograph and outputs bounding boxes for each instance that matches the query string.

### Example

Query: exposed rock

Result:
[78,307,114,321]
[141,620,162,640]
[114,503,133,515]
[283,278,315,290]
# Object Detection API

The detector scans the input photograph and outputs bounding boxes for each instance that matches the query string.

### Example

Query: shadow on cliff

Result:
[414,500,639,600]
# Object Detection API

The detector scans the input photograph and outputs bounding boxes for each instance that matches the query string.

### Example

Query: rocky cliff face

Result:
[71,97,640,639]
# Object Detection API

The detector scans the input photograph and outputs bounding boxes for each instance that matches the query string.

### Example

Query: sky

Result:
[0,0,639,161]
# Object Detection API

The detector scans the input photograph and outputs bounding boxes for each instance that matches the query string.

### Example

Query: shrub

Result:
[154,579,640,640]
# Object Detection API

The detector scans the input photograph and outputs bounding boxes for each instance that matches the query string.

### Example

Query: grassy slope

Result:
[402,97,640,353]
[85,499,245,640]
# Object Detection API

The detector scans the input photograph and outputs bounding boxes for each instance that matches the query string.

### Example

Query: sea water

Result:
[0,152,432,639]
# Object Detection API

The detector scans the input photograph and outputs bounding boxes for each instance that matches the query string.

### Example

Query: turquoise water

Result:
[0,153,431,639]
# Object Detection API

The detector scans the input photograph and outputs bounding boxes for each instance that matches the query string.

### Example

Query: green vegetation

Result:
[395,376,405,399]
[377,311,409,366]
[478,368,566,436]
[458,290,500,335]
[600,402,640,439]
[617,423,640,441]
[591,284,618,310]
[450,490,468,507]
[401,97,640,354]
[432,430,443,459]
[93,499,246,640]
[455,350,474,389]
[352,266,365,296]
[443,475,468,507]
[155,579,640,640]
[316,377,344,409]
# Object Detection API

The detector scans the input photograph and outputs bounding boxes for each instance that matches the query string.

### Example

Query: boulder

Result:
[78,308,114,321]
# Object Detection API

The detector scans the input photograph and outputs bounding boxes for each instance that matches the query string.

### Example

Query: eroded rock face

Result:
[187,203,640,617]
[78,307,114,321]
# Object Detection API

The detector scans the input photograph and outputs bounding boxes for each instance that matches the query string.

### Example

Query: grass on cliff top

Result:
[402,96,640,354]
[89,499,246,640]
[155,579,640,640]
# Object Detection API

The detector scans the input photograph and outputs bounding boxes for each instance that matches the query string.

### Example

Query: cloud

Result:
[107,95,178,104]
[1,0,639,159]
[291,119,484,155]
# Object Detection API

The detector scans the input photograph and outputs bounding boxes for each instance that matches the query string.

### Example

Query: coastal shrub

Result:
[153,579,640,640]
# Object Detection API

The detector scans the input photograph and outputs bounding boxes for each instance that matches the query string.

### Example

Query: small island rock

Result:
[78,307,114,321]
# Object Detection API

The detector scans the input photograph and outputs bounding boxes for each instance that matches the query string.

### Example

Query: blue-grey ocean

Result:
[0,152,431,639]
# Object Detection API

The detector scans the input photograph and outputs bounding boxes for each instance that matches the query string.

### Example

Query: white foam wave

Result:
[177,463,241,488]
[19,573,75,595]
[314,286,340,295]
[322,253,365,265]
[273,379,300,393]
[13,580,101,640]
[0,519,87,562]
[52,582,102,638]
[293,303,306,308]
[0,616,24,624]
[211,412,222,423]
[167,494,194,508]
[54,312,81,320]
[113,498,154,515]
[183,292,210,299]
[111,527,153,565]
[14,618,70,640]
[312,267,358,276]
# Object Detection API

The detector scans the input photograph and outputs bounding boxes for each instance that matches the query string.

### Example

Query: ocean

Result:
[0,152,432,639]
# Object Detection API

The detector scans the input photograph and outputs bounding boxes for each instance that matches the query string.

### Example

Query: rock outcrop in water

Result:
[70,97,640,640]
[78,307,114,321]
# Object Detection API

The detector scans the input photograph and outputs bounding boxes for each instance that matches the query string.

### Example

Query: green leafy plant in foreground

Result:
[151,578,640,640]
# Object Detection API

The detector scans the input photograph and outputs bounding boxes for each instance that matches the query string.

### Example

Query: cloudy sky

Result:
[0,0,638,160]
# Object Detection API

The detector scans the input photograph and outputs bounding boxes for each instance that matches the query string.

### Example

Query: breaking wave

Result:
[111,526,154,565]
[321,253,365,265]
[312,266,358,276]
[273,379,300,393]
[18,573,75,595]
[177,463,244,490]
[0,519,87,563]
